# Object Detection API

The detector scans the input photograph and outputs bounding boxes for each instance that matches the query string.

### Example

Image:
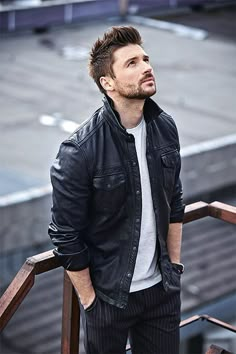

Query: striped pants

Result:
[81,281,181,354]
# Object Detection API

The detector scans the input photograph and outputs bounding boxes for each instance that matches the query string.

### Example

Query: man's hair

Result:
[88,26,142,94]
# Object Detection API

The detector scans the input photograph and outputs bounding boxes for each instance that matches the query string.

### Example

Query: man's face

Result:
[110,44,156,99]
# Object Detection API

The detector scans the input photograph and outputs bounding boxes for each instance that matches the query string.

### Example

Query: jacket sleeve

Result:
[169,120,185,223]
[48,140,91,271]
[169,168,185,223]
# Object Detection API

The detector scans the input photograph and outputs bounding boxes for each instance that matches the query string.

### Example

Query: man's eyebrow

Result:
[124,54,149,66]
[123,56,137,66]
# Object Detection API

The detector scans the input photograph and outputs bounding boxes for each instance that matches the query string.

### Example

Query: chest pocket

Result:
[92,173,126,213]
[160,150,179,193]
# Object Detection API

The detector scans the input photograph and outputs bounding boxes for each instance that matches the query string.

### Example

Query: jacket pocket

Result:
[92,173,126,213]
[160,149,179,192]
[164,263,181,293]
[169,268,181,292]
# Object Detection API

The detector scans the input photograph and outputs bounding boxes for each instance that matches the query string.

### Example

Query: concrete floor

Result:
[1,6,236,354]
[0,5,236,196]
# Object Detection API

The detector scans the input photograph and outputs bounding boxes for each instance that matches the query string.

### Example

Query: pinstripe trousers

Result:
[81,281,181,354]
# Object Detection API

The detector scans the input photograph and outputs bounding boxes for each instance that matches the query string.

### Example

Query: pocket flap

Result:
[93,173,125,191]
[161,150,179,168]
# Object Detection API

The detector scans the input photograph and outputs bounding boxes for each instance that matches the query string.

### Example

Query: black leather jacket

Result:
[49,96,185,309]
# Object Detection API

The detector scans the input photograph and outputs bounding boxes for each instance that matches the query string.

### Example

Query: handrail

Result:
[183,201,209,223]
[0,201,236,353]
[180,314,236,333]
[209,201,236,224]
[0,250,60,332]
[206,344,233,354]
[0,262,35,332]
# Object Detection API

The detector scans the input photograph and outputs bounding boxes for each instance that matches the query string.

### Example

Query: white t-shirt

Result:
[127,118,162,292]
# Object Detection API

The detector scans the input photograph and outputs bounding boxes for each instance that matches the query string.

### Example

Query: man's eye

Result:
[144,58,149,63]
[128,61,136,66]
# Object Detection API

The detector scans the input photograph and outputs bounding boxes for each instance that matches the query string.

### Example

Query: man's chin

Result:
[141,87,156,98]
[128,92,156,100]
[148,88,156,97]
[143,83,156,94]
[119,86,156,100]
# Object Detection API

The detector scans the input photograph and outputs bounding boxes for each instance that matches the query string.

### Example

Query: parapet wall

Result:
[181,134,236,199]
[1,134,235,253]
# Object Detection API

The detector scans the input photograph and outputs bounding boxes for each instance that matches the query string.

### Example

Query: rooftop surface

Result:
[0,5,236,354]
[0,5,236,196]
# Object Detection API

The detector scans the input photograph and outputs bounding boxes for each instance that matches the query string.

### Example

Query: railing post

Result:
[61,270,80,354]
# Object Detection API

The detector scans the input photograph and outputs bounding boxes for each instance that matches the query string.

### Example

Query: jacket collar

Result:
[102,95,163,135]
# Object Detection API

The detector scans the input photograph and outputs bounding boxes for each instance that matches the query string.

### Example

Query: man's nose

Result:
[143,61,153,73]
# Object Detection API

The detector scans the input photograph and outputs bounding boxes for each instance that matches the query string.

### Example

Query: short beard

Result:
[115,82,156,100]
[122,89,156,99]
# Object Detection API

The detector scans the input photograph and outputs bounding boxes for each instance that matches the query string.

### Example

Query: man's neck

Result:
[111,96,145,129]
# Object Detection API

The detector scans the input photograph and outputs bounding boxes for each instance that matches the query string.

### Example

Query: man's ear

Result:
[100,76,114,92]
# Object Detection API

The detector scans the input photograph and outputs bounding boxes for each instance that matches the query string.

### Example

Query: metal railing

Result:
[0,201,236,354]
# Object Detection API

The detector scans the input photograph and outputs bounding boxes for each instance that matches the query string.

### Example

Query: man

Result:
[49,26,185,354]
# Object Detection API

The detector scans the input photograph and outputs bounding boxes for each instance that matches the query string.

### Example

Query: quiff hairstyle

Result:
[88,26,142,94]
